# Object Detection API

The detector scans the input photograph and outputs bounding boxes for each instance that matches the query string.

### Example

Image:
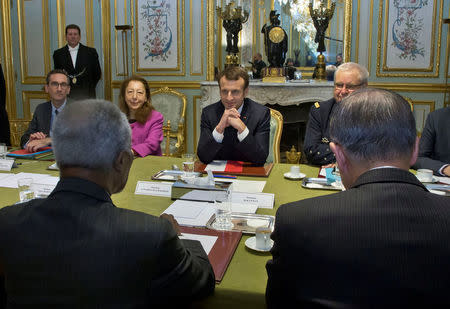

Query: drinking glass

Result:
[182,153,195,173]
[0,143,7,159]
[18,178,35,202]
[212,189,233,231]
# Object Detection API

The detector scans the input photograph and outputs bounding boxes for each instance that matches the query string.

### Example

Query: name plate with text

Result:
[135,181,172,197]
[232,192,274,209]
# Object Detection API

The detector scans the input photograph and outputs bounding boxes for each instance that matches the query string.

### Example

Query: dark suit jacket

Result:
[0,177,215,307]
[413,107,450,175]
[53,43,101,100]
[197,98,270,165]
[303,98,336,166]
[266,168,450,308]
[0,64,10,145]
[20,101,53,148]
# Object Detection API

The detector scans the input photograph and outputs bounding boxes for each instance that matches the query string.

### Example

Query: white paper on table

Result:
[216,179,266,193]
[204,160,227,172]
[179,233,218,255]
[162,200,215,227]
[231,202,258,213]
[231,191,274,209]
[0,172,54,188]
[436,176,450,185]
[135,181,172,197]
[0,159,14,171]
[0,173,14,181]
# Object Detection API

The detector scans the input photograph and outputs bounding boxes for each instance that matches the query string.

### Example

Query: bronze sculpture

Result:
[261,10,288,68]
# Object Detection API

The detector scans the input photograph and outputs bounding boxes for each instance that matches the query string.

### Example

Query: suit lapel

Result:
[63,45,75,72]
[240,99,249,125]
[75,44,85,71]
[43,101,53,133]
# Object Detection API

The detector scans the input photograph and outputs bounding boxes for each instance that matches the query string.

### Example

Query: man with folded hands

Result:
[0,99,215,306]
[197,66,270,165]
[266,88,450,308]
[20,69,71,152]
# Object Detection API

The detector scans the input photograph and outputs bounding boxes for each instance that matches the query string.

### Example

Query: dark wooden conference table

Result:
[0,155,333,308]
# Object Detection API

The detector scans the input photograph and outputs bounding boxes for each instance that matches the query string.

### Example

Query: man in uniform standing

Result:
[53,24,101,100]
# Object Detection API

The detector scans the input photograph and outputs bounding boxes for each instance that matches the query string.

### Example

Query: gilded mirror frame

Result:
[206,0,352,80]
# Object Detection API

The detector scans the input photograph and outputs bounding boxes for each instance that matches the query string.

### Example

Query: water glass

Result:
[18,178,35,202]
[182,153,195,173]
[212,189,233,231]
[0,143,7,159]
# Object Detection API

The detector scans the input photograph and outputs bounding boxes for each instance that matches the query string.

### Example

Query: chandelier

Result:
[276,0,325,51]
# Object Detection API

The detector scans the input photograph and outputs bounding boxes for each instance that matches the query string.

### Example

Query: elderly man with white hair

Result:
[304,62,369,166]
[0,100,214,307]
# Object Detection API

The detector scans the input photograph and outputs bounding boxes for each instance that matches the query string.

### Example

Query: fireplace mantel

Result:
[200,80,334,108]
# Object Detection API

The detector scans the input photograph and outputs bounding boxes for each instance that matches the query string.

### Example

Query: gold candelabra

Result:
[217,1,249,67]
[309,0,335,80]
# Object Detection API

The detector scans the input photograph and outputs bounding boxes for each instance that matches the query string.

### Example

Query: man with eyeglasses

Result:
[20,69,71,152]
[197,66,270,165]
[304,62,369,166]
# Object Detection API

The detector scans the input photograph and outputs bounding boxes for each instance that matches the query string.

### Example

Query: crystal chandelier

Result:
[276,0,322,50]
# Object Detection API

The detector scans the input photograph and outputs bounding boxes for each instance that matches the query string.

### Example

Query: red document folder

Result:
[180,226,242,283]
[195,161,274,177]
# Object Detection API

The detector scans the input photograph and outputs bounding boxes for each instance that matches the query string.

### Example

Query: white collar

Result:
[68,43,80,51]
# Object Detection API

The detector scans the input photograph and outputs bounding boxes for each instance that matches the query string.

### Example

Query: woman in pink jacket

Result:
[119,75,163,157]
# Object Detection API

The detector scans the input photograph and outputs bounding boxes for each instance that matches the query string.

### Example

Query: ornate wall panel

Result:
[412,101,435,133]
[376,0,443,77]
[18,0,50,84]
[190,0,204,76]
[22,91,49,119]
[132,0,185,76]
[57,0,94,48]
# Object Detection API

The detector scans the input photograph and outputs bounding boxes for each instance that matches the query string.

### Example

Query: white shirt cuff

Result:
[438,164,449,176]
[237,127,249,142]
[212,128,224,143]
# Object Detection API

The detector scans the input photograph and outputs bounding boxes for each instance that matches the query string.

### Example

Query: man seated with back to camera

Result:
[0,99,215,307]
[412,106,450,177]
[20,69,71,152]
[197,66,270,165]
[266,88,450,308]
[303,62,368,166]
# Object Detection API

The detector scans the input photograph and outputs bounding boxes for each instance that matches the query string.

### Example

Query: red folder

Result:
[195,161,274,177]
[224,160,244,173]
[180,226,242,283]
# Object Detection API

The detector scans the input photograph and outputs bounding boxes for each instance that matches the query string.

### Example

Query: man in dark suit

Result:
[53,24,101,100]
[413,106,450,176]
[0,99,215,307]
[197,66,270,165]
[266,88,450,308]
[0,63,10,145]
[303,62,368,166]
[20,69,70,151]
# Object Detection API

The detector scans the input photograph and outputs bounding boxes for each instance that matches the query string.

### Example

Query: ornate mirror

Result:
[207,0,352,79]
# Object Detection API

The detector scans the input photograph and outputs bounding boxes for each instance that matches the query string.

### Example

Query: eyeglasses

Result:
[49,81,69,89]
[334,82,363,91]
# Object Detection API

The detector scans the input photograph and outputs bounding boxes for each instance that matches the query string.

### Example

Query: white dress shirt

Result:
[68,44,79,68]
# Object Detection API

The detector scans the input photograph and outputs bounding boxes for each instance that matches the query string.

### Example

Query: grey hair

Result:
[329,88,416,163]
[334,62,369,85]
[52,99,131,171]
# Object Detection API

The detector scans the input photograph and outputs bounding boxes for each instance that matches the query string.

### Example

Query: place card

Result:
[135,181,172,197]
[0,159,14,171]
[231,192,274,209]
